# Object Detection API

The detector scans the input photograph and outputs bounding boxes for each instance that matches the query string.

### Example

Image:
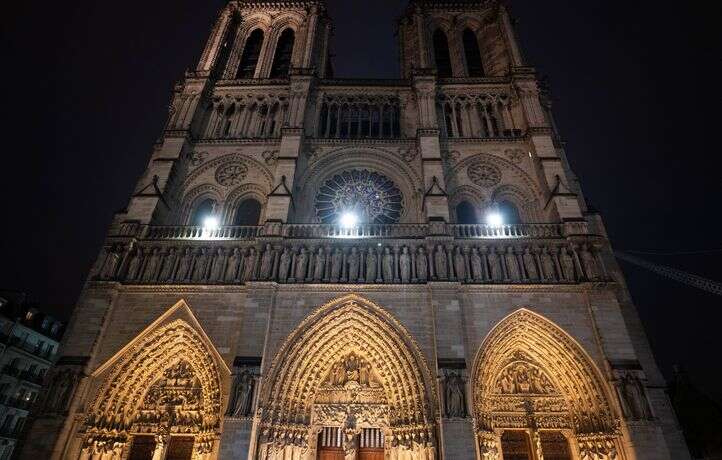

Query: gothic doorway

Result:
[472,310,622,460]
[500,431,532,460]
[128,435,156,460]
[166,436,195,460]
[256,294,437,460]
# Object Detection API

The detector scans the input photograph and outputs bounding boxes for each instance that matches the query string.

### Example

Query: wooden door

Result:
[501,431,532,460]
[318,447,345,460]
[166,436,195,460]
[128,435,156,460]
[539,432,572,460]
[318,427,344,460]
[358,448,384,460]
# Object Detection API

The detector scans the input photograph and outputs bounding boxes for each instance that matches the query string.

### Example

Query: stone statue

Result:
[242,248,256,281]
[540,247,556,281]
[416,246,428,281]
[45,369,77,413]
[227,370,255,417]
[343,429,358,460]
[100,247,120,280]
[259,244,274,280]
[314,247,327,281]
[399,247,411,283]
[523,247,539,281]
[295,247,308,281]
[382,247,394,282]
[366,248,378,282]
[435,245,448,280]
[470,247,483,281]
[505,247,520,281]
[126,248,143,281]
[619,373,650,420]
[278,248,291,282]
[192,248,208,281]
[488,248,502,282]
[209,248,225,282]
[142,248,161,282]
[176,248,193,282]
[581,245,599,280]
[331,248,343,282]
[348,247,360,282]
[225,248,241,282]
[453,246,466,281]
[560,247,576,282]
[158,248,177,282]
[445,372,466,418]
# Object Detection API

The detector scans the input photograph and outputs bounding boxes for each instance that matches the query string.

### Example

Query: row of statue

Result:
[96,242,604,286]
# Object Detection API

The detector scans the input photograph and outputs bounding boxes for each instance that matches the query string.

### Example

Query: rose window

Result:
[467,162,501,188]
[215,162,248,187]
[315,170,403,224]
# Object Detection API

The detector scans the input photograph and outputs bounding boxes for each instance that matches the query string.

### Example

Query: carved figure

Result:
[331,248,343,281]
[581,245,599,280]
[126,248,143,281]
[560,247,577,282]
[314,247,327,281]
[100,247,120,280]
[158,248,177,282]
[176,248,193,281]
[435,245,448,279]
[382,247,394,282]
[399,247,411,283]
[470,247,483,281]
[143,248,161,282]
[619,373,651,420]
[348,247,360,282]
[416,246,428,281]
[454,246,466,281]
[209,248,225,282]
[227,370,254,417]
[505,247,520,281]
[541,247,556,281]
[523,247,539,281]
[259,244,274,280]
[488,248,503,281]
[365,248,377,282]
[192,248,209,281]
[225,248,241,281]
[445,372,467,418]
[295,247,308,281]
[242,248,256,281]
[278,248,291,282]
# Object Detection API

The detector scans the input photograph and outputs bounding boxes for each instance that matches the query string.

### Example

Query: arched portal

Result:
[256,294,437,460]
[78,302,229,460]
[471,309,621,460]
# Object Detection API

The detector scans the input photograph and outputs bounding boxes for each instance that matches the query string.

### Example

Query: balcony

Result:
[97,221,607,287]
[5,336,55,361]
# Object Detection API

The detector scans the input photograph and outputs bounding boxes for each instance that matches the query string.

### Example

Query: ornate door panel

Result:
[318,447,345,460]
[128,435,156,460]
[318,427,344,460]
[540,432,572,460]
[166,436,194,460]
[501,431,532,460]
[358,448,384,460]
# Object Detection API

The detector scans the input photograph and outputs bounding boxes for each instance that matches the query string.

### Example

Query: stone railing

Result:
[145,225,261,240]
[449,223,563,239]
[281,223,430,239]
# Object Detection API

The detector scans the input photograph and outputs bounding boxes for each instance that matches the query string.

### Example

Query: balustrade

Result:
[316,94,402,139]
[437,93,522,139]
[146,225,261,240]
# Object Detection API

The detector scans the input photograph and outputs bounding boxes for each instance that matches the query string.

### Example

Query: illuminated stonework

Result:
[314,169,403,224]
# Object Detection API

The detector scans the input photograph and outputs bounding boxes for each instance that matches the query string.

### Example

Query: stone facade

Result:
[22,1,690,459]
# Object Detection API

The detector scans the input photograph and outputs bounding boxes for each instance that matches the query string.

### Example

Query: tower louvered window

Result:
[463,28,484,77]
[433,29,452,78]
[237,29,264,79]
[270,29,295,78]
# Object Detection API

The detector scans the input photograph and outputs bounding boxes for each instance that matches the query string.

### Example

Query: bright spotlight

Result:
[486,212,504,227]
[203,216,220,230]
[340,212,358,228]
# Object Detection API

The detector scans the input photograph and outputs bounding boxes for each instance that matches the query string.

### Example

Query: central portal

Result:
[317,427,385,460]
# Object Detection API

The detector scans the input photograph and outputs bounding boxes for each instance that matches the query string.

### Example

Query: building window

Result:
[190,199,217,227]
[233,199,262,226]
[456,201,477,224]
[498,201,522,225]
[237,29,264,79]
[462,28,484,77]
[270,29,295,78]
[433,29,453,78]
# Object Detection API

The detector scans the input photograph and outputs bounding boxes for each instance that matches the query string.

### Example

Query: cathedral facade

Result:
[24,1,690,459]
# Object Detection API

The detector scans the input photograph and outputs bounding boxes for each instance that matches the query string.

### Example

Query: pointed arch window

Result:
[270,29,295,78]
[190,198,217,227]
[456,201,477,224]
[498,201,522,225]
[433,29,453,78]
[462,28,485,77]
[237,29,264,79]
[233,199,262,226]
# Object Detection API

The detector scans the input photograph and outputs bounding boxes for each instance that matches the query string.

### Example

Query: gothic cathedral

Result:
[24,1,690,459]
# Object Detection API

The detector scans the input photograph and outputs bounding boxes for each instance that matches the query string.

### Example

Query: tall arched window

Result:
[234,199,262,226]
[462,28,485,77]
[498,201,522,225]
[190,199,217,227]
[433,29,453,78]
[270,29,295,78]
[237,29,264,79]
[456,201,477,224]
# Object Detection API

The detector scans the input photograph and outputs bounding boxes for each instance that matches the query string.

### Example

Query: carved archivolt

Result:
[471,309,618,436]
[82,313,227,451]
[257,294,436,459]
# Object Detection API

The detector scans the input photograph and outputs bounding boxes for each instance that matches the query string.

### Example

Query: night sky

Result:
[1,1,720,402]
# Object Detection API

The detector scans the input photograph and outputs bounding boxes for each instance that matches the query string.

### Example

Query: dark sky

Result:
[1,1,720,402]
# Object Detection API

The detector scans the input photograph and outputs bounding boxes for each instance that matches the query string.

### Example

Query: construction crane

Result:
[614,251,722,297]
